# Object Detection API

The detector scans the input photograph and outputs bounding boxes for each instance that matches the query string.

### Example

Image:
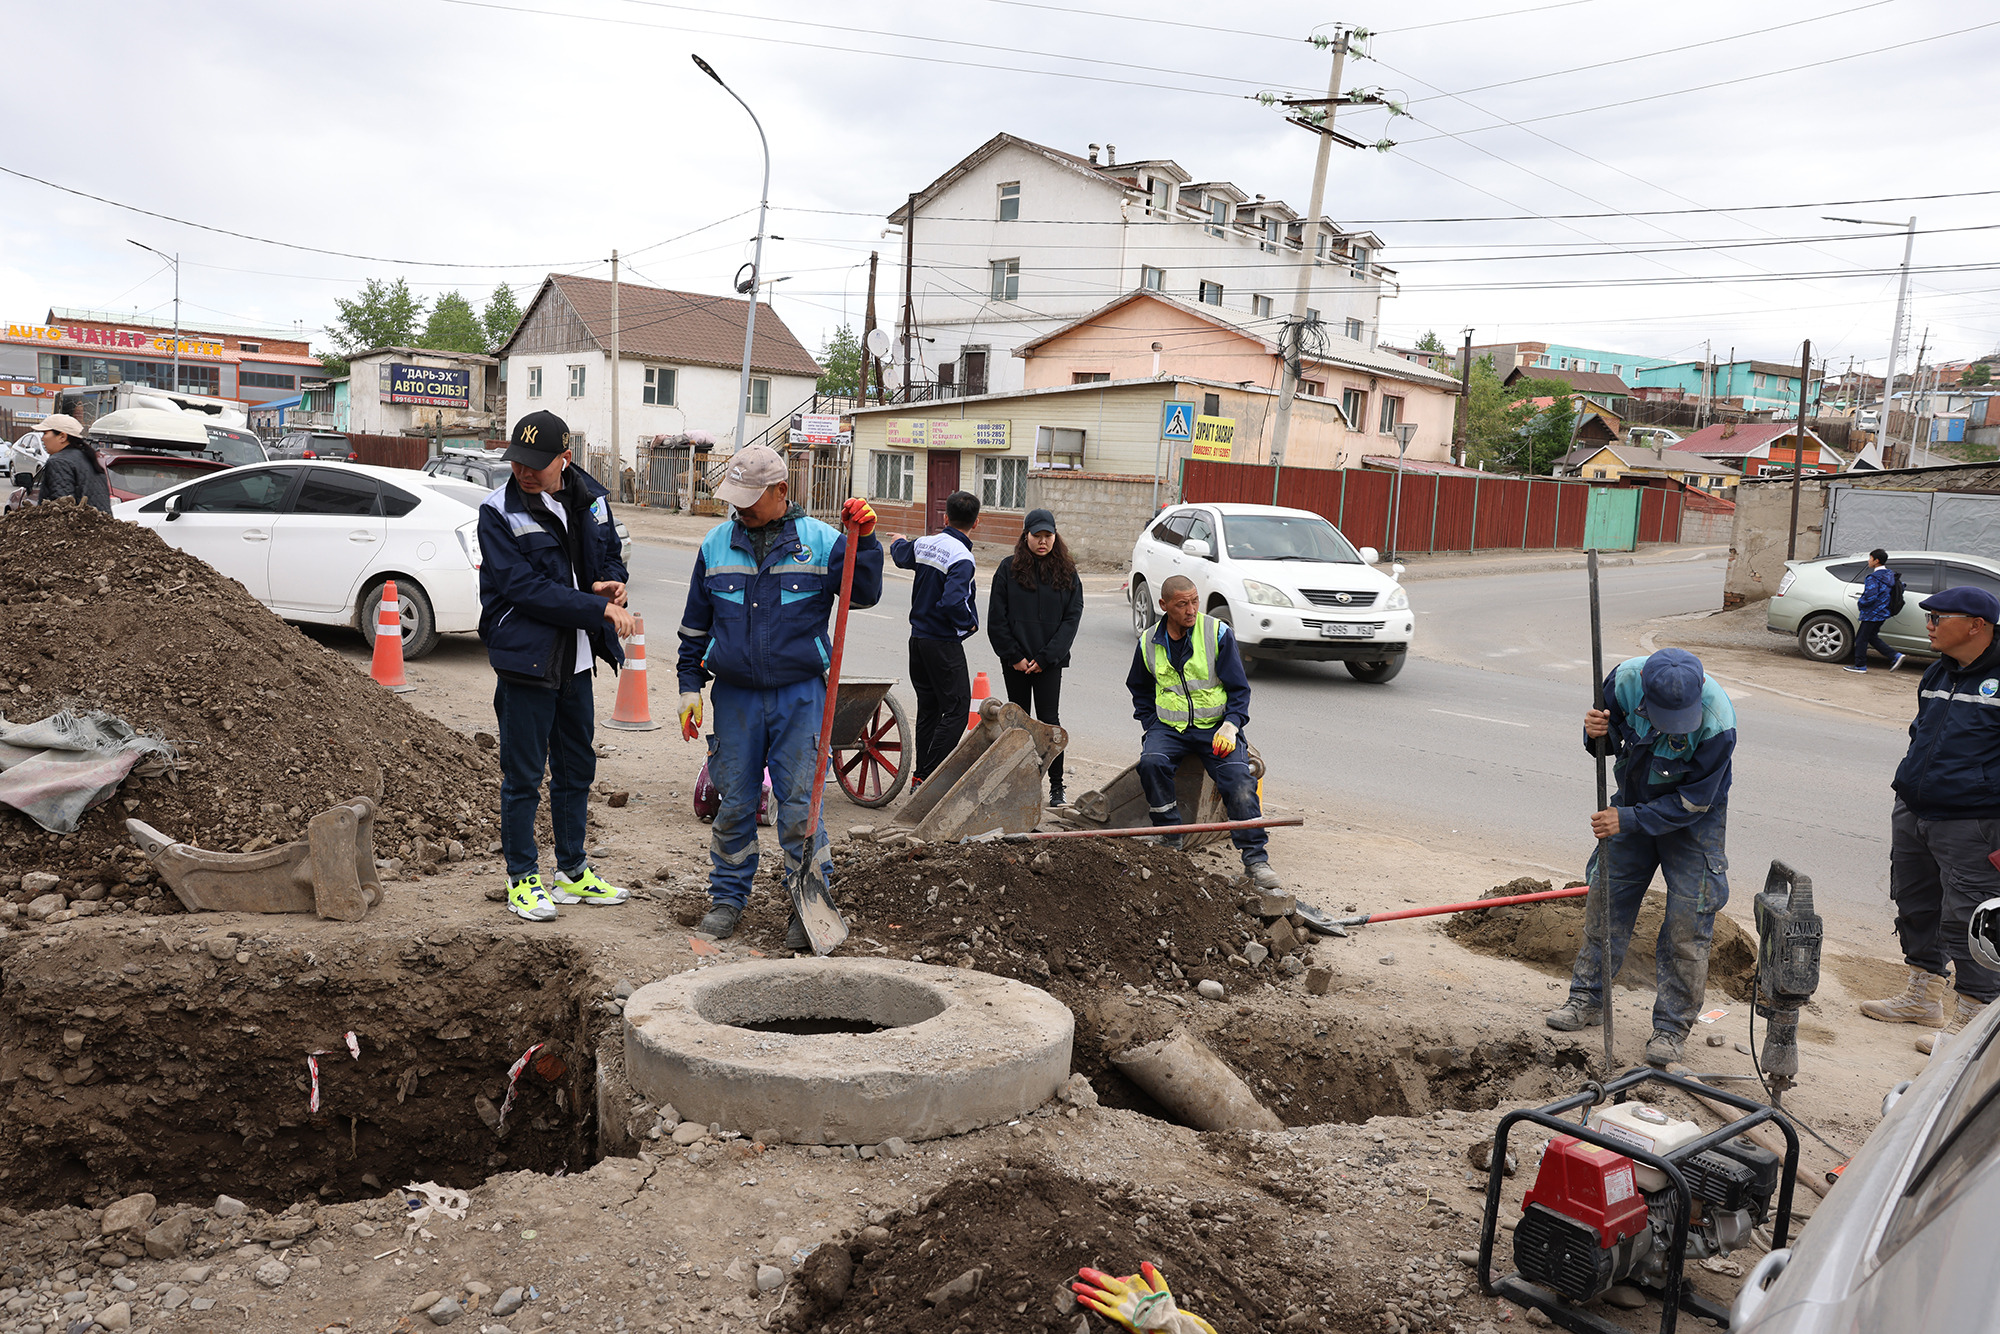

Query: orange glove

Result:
[840,497,876,537]
[1210,722,1239,757]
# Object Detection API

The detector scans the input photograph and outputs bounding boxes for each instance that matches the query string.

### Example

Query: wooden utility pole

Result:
[610,249,621,491]
[862,251,879,405]
[901,193,917,401]
[1455,328,1473,462]
[1905,327,1931,466]
[1787,338,1810,560]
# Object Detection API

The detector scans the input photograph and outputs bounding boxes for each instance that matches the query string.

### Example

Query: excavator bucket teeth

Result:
[878,698,1067,843]
[127,796,383,920]
[1071,744,1264,850]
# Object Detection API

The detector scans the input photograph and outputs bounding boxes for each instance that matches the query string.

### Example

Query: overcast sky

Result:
[5,0,1996,377]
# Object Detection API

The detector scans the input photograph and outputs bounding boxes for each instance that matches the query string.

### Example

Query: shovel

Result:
[790,518,859,956]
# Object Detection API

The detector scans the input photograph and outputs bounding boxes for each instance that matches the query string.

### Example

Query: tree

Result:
[327,277,425,354]
[1502,377,1579,475]
[317,352,349,378]
[482,283,523,352]
[1964,361,1992,388]
[420,290,488,354]
[816,324,861,397]
[1460,357,1516,466]
[1415,330,1448,354]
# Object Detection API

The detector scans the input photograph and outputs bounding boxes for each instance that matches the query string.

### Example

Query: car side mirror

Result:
[1181,538,1212,560]
[164,493,182,521]
[1358,545,1380,565]
[1392,561,1407,581]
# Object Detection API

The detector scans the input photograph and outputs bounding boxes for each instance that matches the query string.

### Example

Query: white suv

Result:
[1127,502,1414,682]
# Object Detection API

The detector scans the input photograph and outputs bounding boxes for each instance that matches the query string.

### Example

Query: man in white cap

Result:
[675,444,882,949]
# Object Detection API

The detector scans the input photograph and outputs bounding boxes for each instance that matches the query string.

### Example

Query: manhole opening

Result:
[0,928,599,1212]
[693,971,946,1033]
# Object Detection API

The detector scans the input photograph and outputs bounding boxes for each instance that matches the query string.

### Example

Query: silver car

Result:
[1766,551,2000,664]
[1731,998,2000,1331]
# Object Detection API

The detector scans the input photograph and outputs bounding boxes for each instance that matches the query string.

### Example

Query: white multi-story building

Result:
[888,133,1392,400]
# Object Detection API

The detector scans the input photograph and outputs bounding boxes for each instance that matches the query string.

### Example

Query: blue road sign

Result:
[1161,400,1195,441]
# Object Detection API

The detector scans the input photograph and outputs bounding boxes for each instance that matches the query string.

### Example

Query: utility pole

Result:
[1725,347,1735,411]
[1455,328,1473,463]
[1825,215,1916,455]
[1701,340,1712,428]
[127,240,181,390]
[861,251,879,405]
[1787,338,1810,561]
[610,249,620,491]
[902,193,918,402]
[1906,327,1930,467]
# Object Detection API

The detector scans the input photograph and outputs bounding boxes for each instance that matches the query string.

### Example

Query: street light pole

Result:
[128,239,180,390]
[1389,420,1416,561]
[1825,214,1915,460]
[694,54,771,455]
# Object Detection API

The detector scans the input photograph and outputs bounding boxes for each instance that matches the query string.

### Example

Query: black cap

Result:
[504,411,572,467]
[1920,586,2000,622]
[1024,508,1057,535]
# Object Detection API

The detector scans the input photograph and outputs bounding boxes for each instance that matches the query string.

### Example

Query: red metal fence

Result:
[1181,461,1683,553]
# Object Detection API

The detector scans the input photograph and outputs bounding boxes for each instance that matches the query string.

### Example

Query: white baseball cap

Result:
[715,444,788,508]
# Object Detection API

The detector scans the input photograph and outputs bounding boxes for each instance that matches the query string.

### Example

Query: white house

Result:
[888,133,1393,400]
[331,347,501,437]
[498,274,821,459]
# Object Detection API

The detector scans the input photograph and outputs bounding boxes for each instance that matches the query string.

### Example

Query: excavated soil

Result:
[1445,877,1760,1001]
[0,500,497,906]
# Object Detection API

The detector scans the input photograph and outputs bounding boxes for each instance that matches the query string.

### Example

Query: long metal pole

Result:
[170,252,180,390]
[902,193,917,399]
[1880,217,1916,453]
[1456,328,1473,462]
[1266,32,1348,470]
[1787,339,1810,559]
[694,55,768,455]
[1588,551,1614,1071]
[610,249,620,488]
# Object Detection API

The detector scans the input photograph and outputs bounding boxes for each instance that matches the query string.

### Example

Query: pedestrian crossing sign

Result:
[1161,400,1195,441]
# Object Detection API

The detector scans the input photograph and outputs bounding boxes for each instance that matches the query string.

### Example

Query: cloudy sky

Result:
[5,0,1996,377]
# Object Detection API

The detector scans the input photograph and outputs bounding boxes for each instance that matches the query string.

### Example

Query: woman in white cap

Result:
[35,415,111,514]
[987,507,1083,806]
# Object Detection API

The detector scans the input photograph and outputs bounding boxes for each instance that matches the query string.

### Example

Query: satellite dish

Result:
[865,328,892,359]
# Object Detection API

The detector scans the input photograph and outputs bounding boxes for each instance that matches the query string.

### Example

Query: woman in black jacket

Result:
[987,508,1084,805]
[37,415,111,514]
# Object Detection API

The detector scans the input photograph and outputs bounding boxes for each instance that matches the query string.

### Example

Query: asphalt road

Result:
[626,542,1910,948]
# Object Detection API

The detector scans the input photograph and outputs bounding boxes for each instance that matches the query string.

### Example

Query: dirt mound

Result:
[0,500,496,907]
[805,1161,1340,1333]
[1444,877,1758,1001]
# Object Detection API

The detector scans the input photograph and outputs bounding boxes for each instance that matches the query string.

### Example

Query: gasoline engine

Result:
[1512,1103,1780,1305]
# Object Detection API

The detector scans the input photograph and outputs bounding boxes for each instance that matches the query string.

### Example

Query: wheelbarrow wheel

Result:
[835,692,911,808]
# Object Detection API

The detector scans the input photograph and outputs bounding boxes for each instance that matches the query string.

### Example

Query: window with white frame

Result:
[1301,380,1324,396]
[871,451,914,501]
[980,455,1028,509]
[240,341,261,353]
[1071,372,1110,384]
[1351,245,1372,277]
[1344,317,1364,341]
[1340,388,1367,430]
[997,182,1020,221]
[1033,426,1084,470]
[643,366,676,405]
[1148,177,1172,215]
[1262,217,1279,254]
[1252,295,1273,318]
[567,364,586,397]
[745,377,770,415]
[990,258,1020,302]
[1208,199,1229,236]
[1379,394,1404,434]
[1141,265,1165,291]
[1306,306,1320,323]
[1199,280,1223,306]
[527,366,543,398]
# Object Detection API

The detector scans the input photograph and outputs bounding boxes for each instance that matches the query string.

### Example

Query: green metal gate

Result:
[1582,486,1640,551]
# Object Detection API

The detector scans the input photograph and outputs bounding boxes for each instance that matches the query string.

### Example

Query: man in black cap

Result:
[478,410,636,923]
[1861,584,2000,1052]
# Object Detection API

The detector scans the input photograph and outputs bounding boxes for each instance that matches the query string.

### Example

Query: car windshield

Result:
[1219,514,1361,563]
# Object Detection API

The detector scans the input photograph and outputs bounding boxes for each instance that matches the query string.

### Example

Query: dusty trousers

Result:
[1565,810,1728,1036]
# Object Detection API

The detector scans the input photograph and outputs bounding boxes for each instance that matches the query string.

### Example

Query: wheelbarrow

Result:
[690,678,914,817]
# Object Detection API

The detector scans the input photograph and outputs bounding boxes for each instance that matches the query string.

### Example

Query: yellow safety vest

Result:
[1147,613,1228,732]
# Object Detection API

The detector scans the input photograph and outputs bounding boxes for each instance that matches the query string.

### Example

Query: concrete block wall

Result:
[1723,477,1828,607]
[1025,471,1160,566]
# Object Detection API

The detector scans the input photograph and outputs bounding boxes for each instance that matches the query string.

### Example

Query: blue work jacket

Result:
[1589,655,1736,837]
[676,508,883,693]
[477,469,627,686]
[1858,564,1896,621]
[1893,637,2000,821]
[890,527,978,641]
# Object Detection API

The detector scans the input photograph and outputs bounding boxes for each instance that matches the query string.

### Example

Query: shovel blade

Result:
[789,868,849,956]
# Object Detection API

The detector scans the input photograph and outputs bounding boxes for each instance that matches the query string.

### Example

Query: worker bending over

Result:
[675,445,881,949]
[1549,647,1737,1067]
[1126,575,1283,893]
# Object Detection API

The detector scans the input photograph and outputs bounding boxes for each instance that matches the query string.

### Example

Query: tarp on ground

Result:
[0,711,175,834]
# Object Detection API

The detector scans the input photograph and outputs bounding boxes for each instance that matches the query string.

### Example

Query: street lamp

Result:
[128,239,181,390]
[1389,419,1417,560]
[693,54,771,455]
[1825,214,1916,456]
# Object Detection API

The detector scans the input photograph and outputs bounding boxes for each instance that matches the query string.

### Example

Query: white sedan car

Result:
[117,461,487,659]
[1128,502,1414,682]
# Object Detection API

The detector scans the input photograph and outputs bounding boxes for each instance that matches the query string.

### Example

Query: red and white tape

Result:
[497,1042,544,1130]
[306,1032,362,1113]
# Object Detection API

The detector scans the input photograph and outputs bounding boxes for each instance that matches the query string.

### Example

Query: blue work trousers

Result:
[707,677,831,909]
[1136,724,1268,867]
[1566,811,1729,1036]
[494,670,596,881]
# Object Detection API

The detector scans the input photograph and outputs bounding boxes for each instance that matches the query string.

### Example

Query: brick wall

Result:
[1024,471,1159,566]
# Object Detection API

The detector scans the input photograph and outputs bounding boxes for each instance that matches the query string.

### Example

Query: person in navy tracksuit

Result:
[890,490,981,784]
[675,444,881,948]
[478,410,634,923]
[1845,547,1906,674]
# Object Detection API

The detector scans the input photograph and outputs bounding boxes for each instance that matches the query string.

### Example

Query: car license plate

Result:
[1319,622,1373,639]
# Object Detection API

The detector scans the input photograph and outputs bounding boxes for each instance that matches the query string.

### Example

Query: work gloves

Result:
[1073,1264,1216,1334]
[840,497,876,537]
[678,692,703,741]
[1210,721,1239,757]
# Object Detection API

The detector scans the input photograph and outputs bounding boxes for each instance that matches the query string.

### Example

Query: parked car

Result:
[1766,550,2000,664]
[421,447,633,566]
[204,423,268,467]
[269,431,357,462]
[1127,502,1413,682]
[5,408,233,511]
[115,462,486,660]
[1730,972,2000,1331]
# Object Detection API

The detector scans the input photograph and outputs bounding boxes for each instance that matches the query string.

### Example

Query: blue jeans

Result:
[1855,619,1893,667]
[1136,724,1268,866]
[707,677,831,910]
[494,670,596,881]
[1566,811,1729,1035]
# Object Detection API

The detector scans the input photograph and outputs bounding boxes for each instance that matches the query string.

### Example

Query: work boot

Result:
[1916,993,1989,1055]
[505,873,558,923]
[697,903,743,940]
[1645,1030,1687,1067]
[1544,999,1602,1031]
[786,913,813,954]
[1048,779,1066,808]
[1860,967,1950,1025]
[550,865,629,906]
[1247,862,1284,893]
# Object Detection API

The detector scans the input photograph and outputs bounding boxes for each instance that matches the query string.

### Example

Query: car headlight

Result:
[1775,570,1797,597]
[1242,580,1293,607]
[455,520,482,569]
[1385,585,1410,611]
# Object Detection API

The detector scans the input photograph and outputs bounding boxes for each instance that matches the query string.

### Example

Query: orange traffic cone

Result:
[370,581,414,693]
[967,670,991,730]
[606,615,661,731]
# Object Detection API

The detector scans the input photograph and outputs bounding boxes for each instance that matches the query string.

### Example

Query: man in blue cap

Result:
[1547,647,1737,1066]
[1860,584,2000,1052]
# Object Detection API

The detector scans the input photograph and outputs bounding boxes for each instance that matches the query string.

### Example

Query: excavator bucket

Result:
[877,698,1066,844]
[127,796,384,920]
[1071,743,1264,851]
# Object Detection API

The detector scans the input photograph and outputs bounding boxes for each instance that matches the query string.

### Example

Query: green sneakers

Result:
[507,873,558,923]
[551,865,630,906]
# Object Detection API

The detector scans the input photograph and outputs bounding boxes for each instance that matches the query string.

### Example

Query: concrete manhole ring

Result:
[623,958,1074,1144]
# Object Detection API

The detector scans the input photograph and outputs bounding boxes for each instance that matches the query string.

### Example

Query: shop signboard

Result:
[382,363,472,408]
[885,418,928,449]
[1191,414,1236,462]
[929,420,1010,451]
